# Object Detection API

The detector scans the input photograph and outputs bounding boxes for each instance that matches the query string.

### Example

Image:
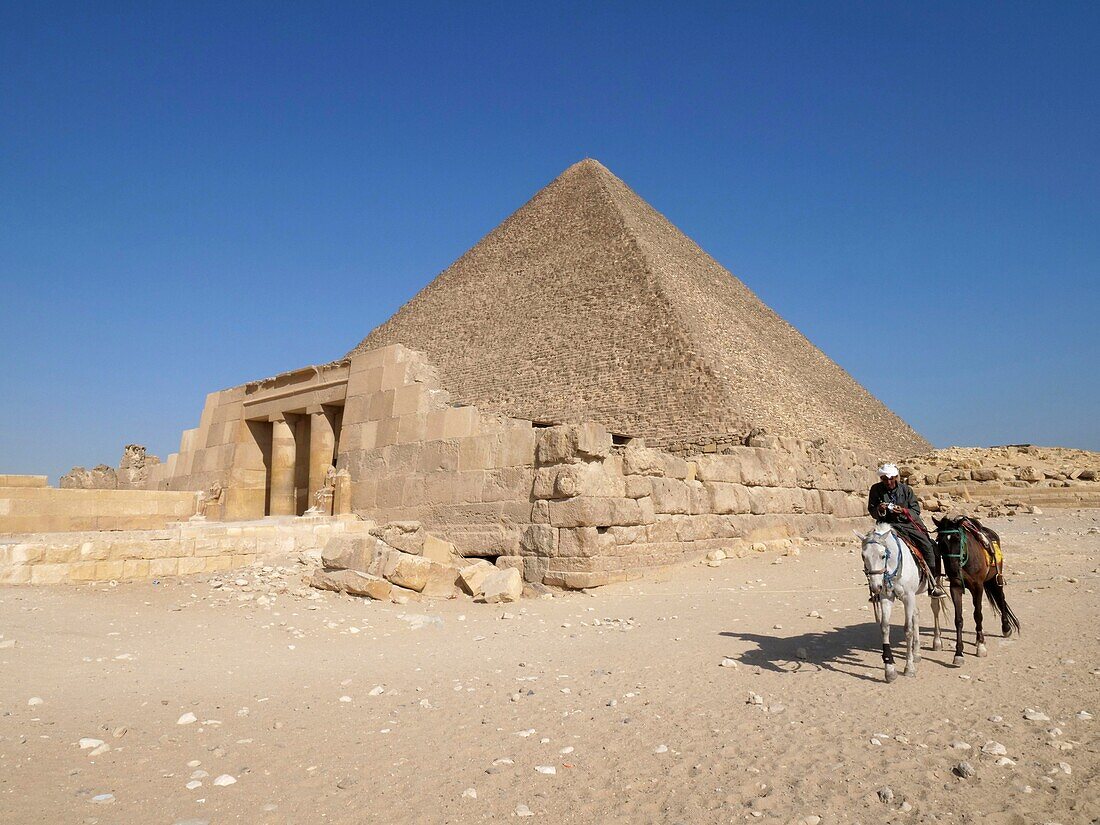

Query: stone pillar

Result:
[333,469,352,515]
[269,416,297,516]
[307,407,336,512]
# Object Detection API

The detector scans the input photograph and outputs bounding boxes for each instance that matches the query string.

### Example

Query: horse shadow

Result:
[720,622,957,683]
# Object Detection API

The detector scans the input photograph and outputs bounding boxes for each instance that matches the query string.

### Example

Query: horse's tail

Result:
[985,578,1021,636]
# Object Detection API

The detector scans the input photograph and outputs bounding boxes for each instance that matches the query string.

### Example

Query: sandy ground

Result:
[1,511,1097,825]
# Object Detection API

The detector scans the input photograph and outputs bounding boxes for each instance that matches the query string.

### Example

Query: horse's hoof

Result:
[977,644,988,658]
[1002,627,1013,639]
[904,666,917,678]
[885,666,898,683]
[952,655,964,667]
[932,639,943,651]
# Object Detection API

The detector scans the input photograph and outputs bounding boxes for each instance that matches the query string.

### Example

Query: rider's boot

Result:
[930,554,947,599]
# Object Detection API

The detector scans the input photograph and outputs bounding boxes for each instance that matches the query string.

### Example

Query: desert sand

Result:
[1,511,1096,824]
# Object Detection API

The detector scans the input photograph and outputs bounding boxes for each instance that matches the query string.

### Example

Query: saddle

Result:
[893,531,936,589]
[946,515,1005,585]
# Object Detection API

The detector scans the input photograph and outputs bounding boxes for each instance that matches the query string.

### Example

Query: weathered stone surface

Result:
[477,567,522,603]
[535,424,611,465]
[420,562,459,598]
[457,560,496,596]
[322,535,380,572]
[547,497,645,528]
[373,521,424,554]
[623,441,665,476]
[519,524,557,557]
[422,533,459,565]
[310,568,393,600]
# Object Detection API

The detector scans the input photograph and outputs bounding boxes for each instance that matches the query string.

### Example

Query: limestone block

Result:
[418,441,460,474]
[441,407,478,439]
[519,524,557,557]
[622,442,664,476]
[695,455,742,484]
[502,424,537,467]
[311,568,393,600]
[458,435,494,471]
[68,561,99,582]
[322,534,388,571]
[624,475,652,499]
[421,563,459,598]
[547,497,644,528]
[658,454,692,480]
[176,557,206,576]
[650,478,690,515]
[122,559,150,579]
[705,482,752,515]
[607,525,646,545]
[536,423,611,465]
[457,560,496,595]
[396,414,428,444]
[374,522,424,555]
[345,365,384,399]
[533,463,625,500]
[422,534,460,565]
[392,384,428,417]
[687,481,711,515]
[476,567,522,603]
[387,552,434,592]
[556,527,614,557]
[482,467,534,503]
[637,496,655,524]
[531,500,550,524]
[149,558,179,577]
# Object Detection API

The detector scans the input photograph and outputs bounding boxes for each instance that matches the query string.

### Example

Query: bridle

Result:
[863,530,904,589]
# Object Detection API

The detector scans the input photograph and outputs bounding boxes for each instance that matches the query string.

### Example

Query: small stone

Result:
[1023,708,1051,721]
[995,757,1016,767]
[461,787,477,799]
[720,658,738,668]
[90,793,115,804]
[369,685,385,696]
[953,761,976,779]
[654,744,668,753]
[515,804,534,817]
[747,693,764,706]
[177,712,197,725]
[1076,710,1093,721]
[89,743,110,757]
[877,786,894,803]
[79,738,104,750]
[560,746,574,754]
[186,780,202,790]
[981,741,1007,756]
[534,765,556,775]
[339,696,352,703]
[213,774,237,786]
[950,741,971,750]
[27,697,43,706]
[1057,761,1072,775]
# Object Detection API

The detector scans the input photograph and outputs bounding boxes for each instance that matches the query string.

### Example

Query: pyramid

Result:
[349,159,930,456]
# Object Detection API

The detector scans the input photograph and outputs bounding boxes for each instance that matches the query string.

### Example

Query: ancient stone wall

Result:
[0,516,367,585]
[0,485,199,534]
[339,344,874,588]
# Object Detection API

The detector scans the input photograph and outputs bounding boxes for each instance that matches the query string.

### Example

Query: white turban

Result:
[877,463,899,479]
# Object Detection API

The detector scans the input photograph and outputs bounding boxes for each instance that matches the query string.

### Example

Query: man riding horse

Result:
[868,464,947,598]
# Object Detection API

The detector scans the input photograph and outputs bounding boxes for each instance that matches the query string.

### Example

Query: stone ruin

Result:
[61,445,160,490]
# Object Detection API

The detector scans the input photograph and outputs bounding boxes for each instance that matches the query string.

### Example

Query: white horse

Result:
[857,524,944,682]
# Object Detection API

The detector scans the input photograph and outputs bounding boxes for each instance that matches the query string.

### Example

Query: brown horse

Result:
[933,516,1021,666]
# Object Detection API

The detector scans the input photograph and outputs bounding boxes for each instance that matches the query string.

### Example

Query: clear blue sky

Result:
[2,2,1097,482]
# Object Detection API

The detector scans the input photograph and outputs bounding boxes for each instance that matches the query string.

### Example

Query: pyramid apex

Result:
[562,157,613,177]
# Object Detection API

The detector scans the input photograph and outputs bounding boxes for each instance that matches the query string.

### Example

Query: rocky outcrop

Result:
[900,446,1100,517]
[60,445,161,490]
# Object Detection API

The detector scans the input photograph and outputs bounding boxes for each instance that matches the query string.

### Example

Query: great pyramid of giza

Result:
[349,159,930,456]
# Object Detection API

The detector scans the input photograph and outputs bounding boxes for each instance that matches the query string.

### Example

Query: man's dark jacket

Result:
[867,480,939,570]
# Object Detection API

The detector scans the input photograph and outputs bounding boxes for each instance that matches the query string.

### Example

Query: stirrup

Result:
[930,577,948,599]
[995,572,1006,587]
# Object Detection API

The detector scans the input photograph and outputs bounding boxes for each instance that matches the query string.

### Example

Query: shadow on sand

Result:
[721,623,962,683]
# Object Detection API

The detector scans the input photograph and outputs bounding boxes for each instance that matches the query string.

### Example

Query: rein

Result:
[864,531,904,589]
[938,526,968,585]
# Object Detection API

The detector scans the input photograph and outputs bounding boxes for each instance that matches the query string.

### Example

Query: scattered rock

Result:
[177,712,197,725]
[877,787,894,803]
[477,567,523,604]
[981,741,1007,756]
[1023,708,1051,722]
[720,657,738,668]
[534,765,556,775]
[953,761,976,779]
[461,787,477,799]
[515,804,534,817]
[212,774,237,787]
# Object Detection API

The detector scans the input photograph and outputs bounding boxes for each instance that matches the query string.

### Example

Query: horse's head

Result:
[855,525,894,595]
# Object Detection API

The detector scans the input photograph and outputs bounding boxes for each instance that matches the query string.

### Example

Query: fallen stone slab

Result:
[476,567,522,604]
[310,568,393,601]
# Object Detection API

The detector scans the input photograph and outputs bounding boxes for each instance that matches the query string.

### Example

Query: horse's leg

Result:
[930,591,944,651]
[880,596,897,683]
[972,583,987,657]
[904,593,918,676]
[951,582,965,666]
